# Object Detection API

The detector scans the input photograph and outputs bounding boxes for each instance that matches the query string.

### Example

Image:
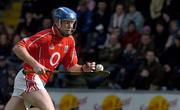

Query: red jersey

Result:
[17,27,78,83]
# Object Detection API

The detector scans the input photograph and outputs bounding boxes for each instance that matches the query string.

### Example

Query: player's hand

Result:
[33,63,48,74]
[82,62,96,72]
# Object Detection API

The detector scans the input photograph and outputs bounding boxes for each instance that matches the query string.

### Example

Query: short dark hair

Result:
[128,20,136,27]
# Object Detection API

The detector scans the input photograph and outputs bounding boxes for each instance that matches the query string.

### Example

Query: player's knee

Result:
[4,97,25,110]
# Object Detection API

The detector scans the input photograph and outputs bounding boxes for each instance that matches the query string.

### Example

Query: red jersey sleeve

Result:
[17,31,51,49]
[62,36,78,69]
[17,36,38,50]
[16,30,52,71]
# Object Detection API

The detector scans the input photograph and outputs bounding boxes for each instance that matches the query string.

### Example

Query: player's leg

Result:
[21,70,55,110]
[4,96,26,110]
[5,69,27,110]
[8,69,54,110]
[22,89,55,110]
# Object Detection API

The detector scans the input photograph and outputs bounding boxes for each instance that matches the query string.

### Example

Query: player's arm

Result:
[62,37,95,74]
[13,35,49,73]
[68,62,96,73]
[13,45,39,68]
[13,45,47,73]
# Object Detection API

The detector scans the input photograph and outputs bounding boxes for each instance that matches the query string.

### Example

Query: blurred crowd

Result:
[0,0,180,108]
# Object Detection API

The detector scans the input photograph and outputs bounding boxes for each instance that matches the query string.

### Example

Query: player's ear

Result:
[53,19,60,28]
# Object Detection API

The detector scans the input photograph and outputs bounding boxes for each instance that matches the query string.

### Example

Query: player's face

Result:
[59,20,76,36]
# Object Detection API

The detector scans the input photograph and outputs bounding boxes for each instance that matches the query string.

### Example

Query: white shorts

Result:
[12,69,46,109]
[12,69,46,97]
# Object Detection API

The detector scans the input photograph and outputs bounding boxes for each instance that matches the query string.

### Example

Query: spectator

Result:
[21,0,55,19]
[37,17,53,31]
[6,34,22,69]
[150,0,165,20]
[0,55,10,110]
[100,30,122,65]
[20,0,36,19]
[121,20,141,48]
[131,51,164,90]
[76,0,94,47]
[119,43,138,89]
[136,33,155,60]
[6,25,15,43]
[16,11,38,36]
[164,0,180,20]
[99,31,122,89]
[135,0,151,25]
[142,25,151,34]
[84,1,110,59]
[0,65,17,110]
[0,33,12,56]
[123,3,144,33]
[92,0,110,33]
[165,19,180,49]
[96,28,122,62]
[108,3,126,34]
[149,0,170,33]
[153,20,169,57]
[160,32,180,90]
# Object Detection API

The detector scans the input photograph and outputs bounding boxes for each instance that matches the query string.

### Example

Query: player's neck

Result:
[52,25,63,38]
